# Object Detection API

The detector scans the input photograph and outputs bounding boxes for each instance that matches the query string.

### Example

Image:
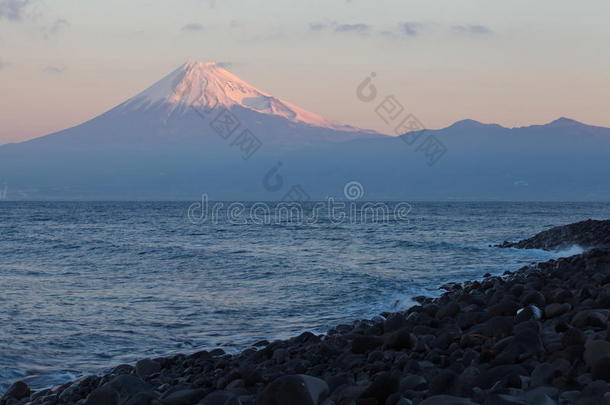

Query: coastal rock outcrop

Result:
[496,219,610,250]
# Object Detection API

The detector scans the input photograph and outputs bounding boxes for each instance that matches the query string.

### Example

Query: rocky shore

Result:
[496,219,610,251]
[3,219,610,405]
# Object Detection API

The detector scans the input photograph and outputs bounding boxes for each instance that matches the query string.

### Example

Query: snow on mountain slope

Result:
[122,61,364,132]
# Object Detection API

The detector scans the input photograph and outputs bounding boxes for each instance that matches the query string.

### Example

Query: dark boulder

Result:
[257,375,328,405]
[136,359,161,378]
[1,381,31,403]
[352,335,384,354]
[99,375,154,403]
[163,388,207,405]
[592,354,610,382]
[359,373,399,404]
[384,328,418,351]
[85,386,121,405]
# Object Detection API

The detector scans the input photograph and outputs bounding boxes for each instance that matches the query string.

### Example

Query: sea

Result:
[1,201,610,392]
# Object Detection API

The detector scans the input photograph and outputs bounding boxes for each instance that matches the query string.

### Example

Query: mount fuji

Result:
[125,61,366,135]
[1,62,610,201]
[0,62,384,200]
[8,61,379,153]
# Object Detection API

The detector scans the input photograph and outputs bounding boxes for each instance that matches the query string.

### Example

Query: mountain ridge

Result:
[428,117,608,133]
[1,62,609,200]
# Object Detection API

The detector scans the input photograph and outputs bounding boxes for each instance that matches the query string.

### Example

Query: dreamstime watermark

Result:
[190,95,312,202]
[186,181,411,225]
[0,182,7,200]
[356,73,447,166]
[191,98,263,160]
[344,181,365,200]
[262,161,311,203]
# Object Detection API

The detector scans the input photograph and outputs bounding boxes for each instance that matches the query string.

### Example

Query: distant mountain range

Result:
[0,62,609,201]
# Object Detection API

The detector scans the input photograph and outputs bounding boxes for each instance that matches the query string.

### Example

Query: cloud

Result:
[42,18,69,38]
[308,21,336,32]
[308,21,371,35]
[400,22,424,37]
[308,20,491,41]
[0,0,32,21]
[229,20,243,29]
[42,65,65,74]
[0,58,9,69]
[181,23,204,32]
[0,2,71,40]
[335,23,371,35]
[452,24,492,35]
[383,22,491,40]
[378,22,426,39]
[308,22,329,32]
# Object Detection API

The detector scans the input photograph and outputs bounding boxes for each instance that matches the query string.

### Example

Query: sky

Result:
[0,0,609,145]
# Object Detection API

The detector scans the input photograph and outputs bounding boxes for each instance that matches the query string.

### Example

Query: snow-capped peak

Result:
[124,61,361,131]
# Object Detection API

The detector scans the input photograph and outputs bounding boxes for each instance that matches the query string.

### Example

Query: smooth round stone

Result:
[521,291,546,307]
[400,375,428,391]
[592,354,610,382]
[122,391,159,405]
[257,375,329,405]
[544,303,571,319]
[351,335,383,354]
[584,340,610,369]
[164,389,207,405]
[1,381,31,402]
[384,328,418,351]
[516,305,542,323]
[200,390,236,405]
[100,375,153,402]
[572,310,608,328]
[484,394,530,404]
[135,359,161,378]
[419,395,478,405]
[85,387,120,405]
[359,373,399,404]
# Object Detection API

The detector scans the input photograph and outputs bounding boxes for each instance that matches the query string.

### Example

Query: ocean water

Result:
[1,201,610,392]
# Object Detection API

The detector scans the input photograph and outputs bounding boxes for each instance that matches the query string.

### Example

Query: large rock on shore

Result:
[257,375,329,405]
[497,219,610,250]
[0,382,31,404]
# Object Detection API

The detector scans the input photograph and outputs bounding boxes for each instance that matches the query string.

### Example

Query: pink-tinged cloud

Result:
[42,18,70,39]
[181,23,204,32]
[400,22,424,37]
[335,23,371,35]
[452,24,492,35]
[42,65,66,74]
[0,0,32,21]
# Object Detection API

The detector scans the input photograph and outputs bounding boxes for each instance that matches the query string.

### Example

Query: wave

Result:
[549,244,585,257]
